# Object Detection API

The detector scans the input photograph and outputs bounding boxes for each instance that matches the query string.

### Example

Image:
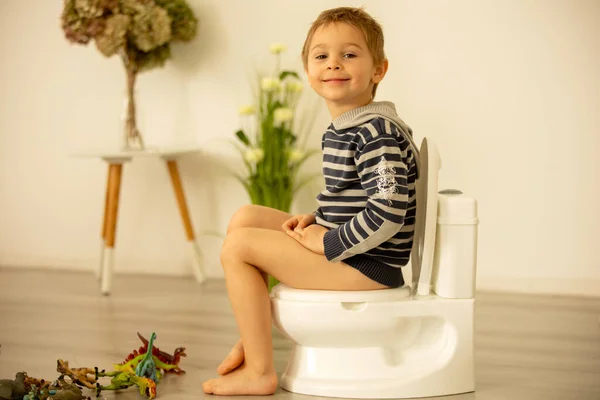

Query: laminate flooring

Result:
[0,268,599,400]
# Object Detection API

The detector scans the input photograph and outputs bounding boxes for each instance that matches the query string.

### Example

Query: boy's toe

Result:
[202,379,216,393]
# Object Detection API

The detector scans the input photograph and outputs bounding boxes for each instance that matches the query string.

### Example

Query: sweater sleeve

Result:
[322,132,409,262]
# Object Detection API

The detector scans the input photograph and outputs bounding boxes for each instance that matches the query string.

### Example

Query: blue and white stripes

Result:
[316,115,417,279]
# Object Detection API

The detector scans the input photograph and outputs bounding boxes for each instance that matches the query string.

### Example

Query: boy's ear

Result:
[372,59,389,84]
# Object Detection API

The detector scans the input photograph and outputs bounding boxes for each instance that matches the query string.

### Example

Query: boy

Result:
[203,6,417,396]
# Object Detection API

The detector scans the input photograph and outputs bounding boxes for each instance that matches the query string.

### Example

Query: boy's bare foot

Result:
[217,339,244,375]
[203,363,278,395]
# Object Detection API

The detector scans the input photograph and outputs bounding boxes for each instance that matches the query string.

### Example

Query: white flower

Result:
[261,77,282,92]
[244,148,264,163]
[288,149,304,163]
[273,107,294,126]
[269,43,287,54]
[285,81,303,93]
[238,105,256,115]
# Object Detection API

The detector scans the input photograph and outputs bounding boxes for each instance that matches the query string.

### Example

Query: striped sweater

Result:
[315,101,419,288]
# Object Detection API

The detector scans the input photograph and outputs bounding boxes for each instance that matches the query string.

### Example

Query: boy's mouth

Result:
[322,78,350,83]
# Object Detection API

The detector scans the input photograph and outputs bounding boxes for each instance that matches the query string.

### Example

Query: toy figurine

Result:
[135,333,158,382]
[0,332,186,400]
[46,381,88,400]
[23,375,51,392]
[0,372,26,400]
[55,360,96,390]
[136,333,187,375]
[94,368,156,399]
[23,377,90,400]
[114,332,187,380]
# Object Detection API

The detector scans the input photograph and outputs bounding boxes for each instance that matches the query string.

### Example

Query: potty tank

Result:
[432,189,479,299]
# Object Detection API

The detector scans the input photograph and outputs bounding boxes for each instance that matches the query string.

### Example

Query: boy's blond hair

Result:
[301,7,386,97]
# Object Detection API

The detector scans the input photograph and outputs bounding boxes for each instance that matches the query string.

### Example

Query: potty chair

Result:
[270,137,479,399]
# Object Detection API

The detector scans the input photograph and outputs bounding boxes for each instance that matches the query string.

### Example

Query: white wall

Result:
[0,0,598,297]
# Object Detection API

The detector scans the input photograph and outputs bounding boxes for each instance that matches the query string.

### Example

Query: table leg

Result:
[165,159,206,284]
[101,163,124,295]
[98,165,113,279]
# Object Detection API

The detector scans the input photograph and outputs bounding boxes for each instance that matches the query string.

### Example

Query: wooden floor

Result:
[0,268,599,400]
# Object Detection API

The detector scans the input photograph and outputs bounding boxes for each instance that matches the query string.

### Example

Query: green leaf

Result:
[288,134,297,146]
[279,70,300,81]
[235,130,250,146]
[229,139,255,174]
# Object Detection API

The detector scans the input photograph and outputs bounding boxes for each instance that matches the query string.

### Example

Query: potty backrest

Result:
[410,138,441,296]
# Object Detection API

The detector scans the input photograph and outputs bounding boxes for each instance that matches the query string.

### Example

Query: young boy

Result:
[202,6,418,396]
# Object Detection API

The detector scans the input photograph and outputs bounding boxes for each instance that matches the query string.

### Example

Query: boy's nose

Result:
[327,57,342,70]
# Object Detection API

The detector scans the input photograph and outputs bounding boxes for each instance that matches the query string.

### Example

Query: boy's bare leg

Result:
[225,205,291,285]
[218,205,291,376]
[203,227,387,395]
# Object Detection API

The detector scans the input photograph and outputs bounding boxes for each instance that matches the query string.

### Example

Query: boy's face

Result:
[305,22,387,116]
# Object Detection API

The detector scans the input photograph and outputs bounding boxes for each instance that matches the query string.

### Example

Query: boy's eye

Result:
[343,53,356,59]
[315,54,327,60]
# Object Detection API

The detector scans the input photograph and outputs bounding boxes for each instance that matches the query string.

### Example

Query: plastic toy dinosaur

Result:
[135,333,158,382]
[0,372,26,400]
[112,334,161,383]
[55,360,96,390]
[94,368,156,399]
[42,380,88,400]
[113,333,187,378]
[23,376,51,393]
[22,377,90,400]
[136,332,187,374]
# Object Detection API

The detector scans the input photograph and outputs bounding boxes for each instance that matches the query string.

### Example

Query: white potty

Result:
[270,137,479,398]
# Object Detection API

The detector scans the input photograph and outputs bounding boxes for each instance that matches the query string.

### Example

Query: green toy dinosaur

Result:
[113,333,187,379]
[135,333,158,383]
[136,332,187,375]
[94,368,156,399]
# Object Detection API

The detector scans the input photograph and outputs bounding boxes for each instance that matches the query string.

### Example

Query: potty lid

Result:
[270,283,411,302]
[437,189,479,225]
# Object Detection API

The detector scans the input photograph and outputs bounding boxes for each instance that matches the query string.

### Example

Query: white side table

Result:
[74,147,206,295]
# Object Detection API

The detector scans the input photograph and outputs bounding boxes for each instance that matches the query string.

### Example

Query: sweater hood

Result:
[332,101,420,176]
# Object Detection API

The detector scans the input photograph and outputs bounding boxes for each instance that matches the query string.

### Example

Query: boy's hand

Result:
[285,224,328,255]
[282,213,316,232]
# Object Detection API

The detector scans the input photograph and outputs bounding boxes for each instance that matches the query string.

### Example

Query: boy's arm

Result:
[322,133,409,263]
